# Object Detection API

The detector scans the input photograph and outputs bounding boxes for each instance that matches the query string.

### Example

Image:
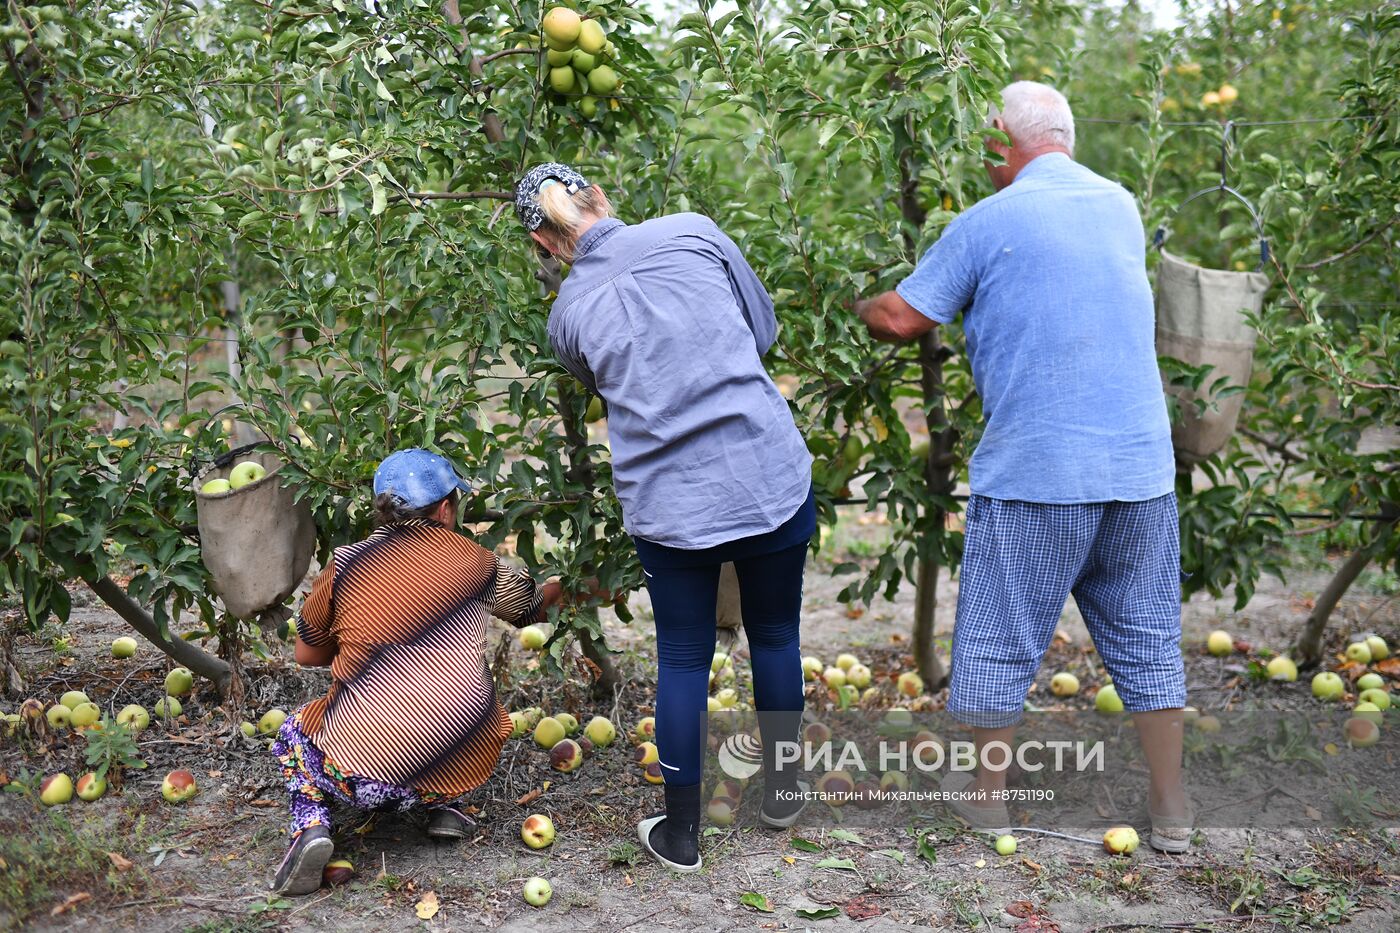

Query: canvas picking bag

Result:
[1154,249,1269,465]
[195,449,316,621]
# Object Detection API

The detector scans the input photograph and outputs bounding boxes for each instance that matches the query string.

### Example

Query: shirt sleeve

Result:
[548,309,599,394]
[488,557,545,627]
[895,215,980,324]
[712,226,778,355]
[295,562,336,648]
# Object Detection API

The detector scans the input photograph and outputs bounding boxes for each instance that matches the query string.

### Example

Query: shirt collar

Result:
[574,217,624,260]
[1017,151,1073,180]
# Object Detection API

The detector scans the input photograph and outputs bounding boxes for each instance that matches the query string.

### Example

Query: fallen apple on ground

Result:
[239,721,257,738]
[846,664,873,689]
[41,773,74,806]
[1050,672,1080,697]
[521,813,556,849]
[322,858,355,886]
[554,712,580,735]
[76,772,107,801]
[711,651,729,673]
[835,653,860,672]
[69,702,101,729]
[821,667,846,690]
[583,715,615,747]
[803,721,832,745]
[1193,714,1222,732]
[1266,656,1298,682]
[1344,716,1380,748]
[633,741,659,766]
[227,460,267,490]
[534,716,566,749]
[995,834,1017,856]
[1311,671,1345,701]
[706,799,736,826]
[897,671,924,698]
[1356,672,1385,692]
[1206,630,1233,657]
[153,696,182,718]
[1359,688,1391,710]
[1346,642,1373,665]
[161,769,198,803]
[1365,635,1389,660]
[801,656,824,681]
[165,667,194,697]
[258,708,288,735]
[1102,826,1139,854]
[111,637,138,659]
[633,716,656,740]
[1352,701,1383,725]
[879,770,909,793]
[816,771,855,804]
[522,876,553,907]
[518,625,547,650]
[643,761,664,784]
[46,704,72,730]
[60,690,90,710]
[1095,684,1124,714]
[550,738,583,772]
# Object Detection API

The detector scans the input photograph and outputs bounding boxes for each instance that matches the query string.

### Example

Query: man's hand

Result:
[854,290,937,343]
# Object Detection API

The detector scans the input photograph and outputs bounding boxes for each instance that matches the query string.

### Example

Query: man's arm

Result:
[295,635,337,667]
[855,290,938,343]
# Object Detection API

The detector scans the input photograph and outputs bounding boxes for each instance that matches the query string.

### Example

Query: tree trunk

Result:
[85,573,235,696]
[579,631,620,700]
[1294,504,1398,667]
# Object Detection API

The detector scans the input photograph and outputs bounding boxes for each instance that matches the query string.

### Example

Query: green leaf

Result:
[790,837,823,852]
[796,906,842,920]
[815,857,856,871]
[828,829,864,845]
[738,892,773,913]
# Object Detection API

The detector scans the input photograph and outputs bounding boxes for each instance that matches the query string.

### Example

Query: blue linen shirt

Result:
[896,153,1174,504]
[548,213,812,549]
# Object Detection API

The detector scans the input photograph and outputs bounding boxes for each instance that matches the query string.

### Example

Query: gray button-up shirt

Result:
[547,213,811,549]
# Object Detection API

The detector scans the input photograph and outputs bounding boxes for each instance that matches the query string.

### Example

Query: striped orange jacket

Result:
[295,519,542,795]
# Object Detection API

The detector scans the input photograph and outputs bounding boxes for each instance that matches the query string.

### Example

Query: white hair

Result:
[989,81,1076,153]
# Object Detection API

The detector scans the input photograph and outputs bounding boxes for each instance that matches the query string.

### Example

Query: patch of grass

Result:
[0,807,165,925]
[607,840,641,867]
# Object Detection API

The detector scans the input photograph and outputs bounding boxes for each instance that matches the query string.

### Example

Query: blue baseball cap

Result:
[373,448,470,509]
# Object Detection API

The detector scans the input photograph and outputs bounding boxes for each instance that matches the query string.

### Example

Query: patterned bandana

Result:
[514,162,591,231]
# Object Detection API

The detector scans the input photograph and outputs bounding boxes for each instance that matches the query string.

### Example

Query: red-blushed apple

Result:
[40,773,74,806]
[803,720,832,745]
[583,716,616,747]
[522,876,553,907]
[520,813,556,849]
[643,761,664,784]
[76,772,107,802]
[1102,826,1139,854]
[322,858,355,886]
[815,771,855,805]
[853,780,883,809]
[1345,716,1380,747]
[632,716,656,741]
[550,738,583,772]
[161,769,198,804]
[897,671,924,698]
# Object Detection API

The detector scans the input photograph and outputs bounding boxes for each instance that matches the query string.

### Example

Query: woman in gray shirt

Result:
[514,162,815,871]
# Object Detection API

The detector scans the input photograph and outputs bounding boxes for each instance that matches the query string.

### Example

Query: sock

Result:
[651,781,701,866]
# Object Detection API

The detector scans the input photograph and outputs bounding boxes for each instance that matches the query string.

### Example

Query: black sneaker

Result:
[269,825,334,896]
[759,780,810,828]
[425,805,476,839]
[637,814,702,873]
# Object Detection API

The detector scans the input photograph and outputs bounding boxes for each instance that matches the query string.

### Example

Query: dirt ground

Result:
[2,508,1398,932]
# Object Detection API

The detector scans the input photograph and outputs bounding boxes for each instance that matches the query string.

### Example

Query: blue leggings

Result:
[635,493,814,787]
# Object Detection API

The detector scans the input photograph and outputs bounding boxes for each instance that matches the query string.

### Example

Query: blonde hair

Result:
[536,183,613,262]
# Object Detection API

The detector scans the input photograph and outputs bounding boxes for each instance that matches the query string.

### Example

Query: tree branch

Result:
[1297,219,1396,270]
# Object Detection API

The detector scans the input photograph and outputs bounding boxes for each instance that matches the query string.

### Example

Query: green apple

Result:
[836,684,860,707]
[1102,826,1139,854]
[153,696,182,718]
[117,704,150,731]
[200,478,232,495]
[1353,701,1384,725]
[69,702,101,729]
[258,708,288,735]
[161,768,198,803]
[1357,673,1385,691]
[518,625,548,650]
[801,656,824,682]
[883,708,914,731]
[632,716,656,741]
[549,738,583,772]
[1346,642,1373,665]
[1050,672,1080,697]
[546,47,573,67]
[1095,684,1124,714]
[571,48,596,72]
[554,712,579,735]
[897,671,924,698]
[577,18,606,54]
[239,721,257,738]
[165,667,194,697]
[1359,688,1391,710]
[715,688,739,708]
[583,715,615,747]
[522,875,553,906]
[1206,630,1233,657]
[520,707,545,729]
[1344,716,1380,748]
[520,813,556,849]
[835,653,860,672]
[40,773,74,806]
[846,664,873,689]
[822,667,846,690]
[541,6,581,46]
[1194,714,1222,732]
[1365,635,1389,661]
[509,712,529,738]
[880,770,908,793]
[76,772,107,802]
[706,696,722,712]
[1311,671,1345,701]
[227,460,267,490]
[111,637,138,659]
[587,64,617,95]
[584,397,605,421]
[548,65,576,94]
[994,834,1017,856]
[711,651,730,673]
[534,716,566,749]
[1266,655,1298,681]
[706,798,736,826]
[60,690,90,710]
[46,704,72,730]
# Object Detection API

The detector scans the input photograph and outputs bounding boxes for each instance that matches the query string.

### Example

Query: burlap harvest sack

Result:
[195,450,316,620]
[717,562,742,634]
[1155,250,1269,464]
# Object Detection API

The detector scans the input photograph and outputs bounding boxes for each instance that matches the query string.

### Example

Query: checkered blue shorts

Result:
[948,493,1185,727]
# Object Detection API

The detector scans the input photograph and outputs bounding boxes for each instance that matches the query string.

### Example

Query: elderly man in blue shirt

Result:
[854,82,1190,852]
